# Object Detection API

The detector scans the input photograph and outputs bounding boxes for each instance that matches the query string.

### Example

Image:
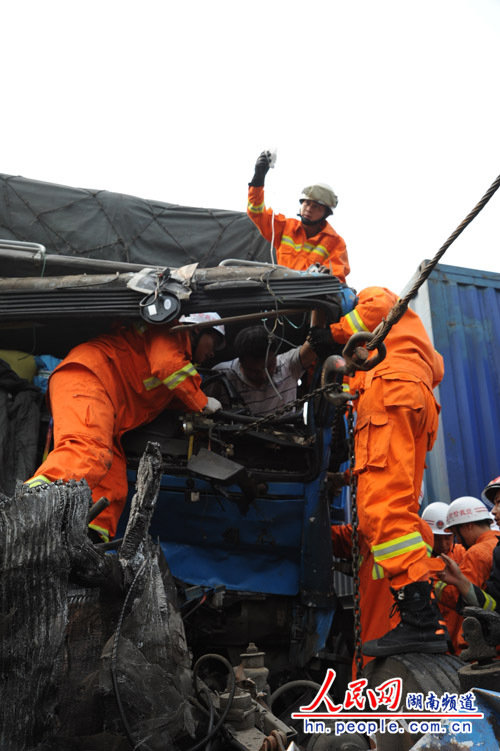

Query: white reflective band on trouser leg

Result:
[24,475,51,488]
[372,532,426,563]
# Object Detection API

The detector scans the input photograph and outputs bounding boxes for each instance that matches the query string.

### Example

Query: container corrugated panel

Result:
[411,261,500,503]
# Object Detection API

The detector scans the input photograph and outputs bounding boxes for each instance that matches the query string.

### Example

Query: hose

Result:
[269,679,322,711]
[197,687,215,751]
[186,653,237,751]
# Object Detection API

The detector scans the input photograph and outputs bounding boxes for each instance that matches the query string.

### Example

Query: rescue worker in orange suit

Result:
[25,313,224,542]
[440,480,500,616]
[331,499,438,672]
[421,501,466,652]
[308,286,447,656]
[435,496,498,653]
[247,151,350,282]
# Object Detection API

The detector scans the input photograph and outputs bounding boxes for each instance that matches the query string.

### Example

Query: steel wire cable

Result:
[366,172,500,351]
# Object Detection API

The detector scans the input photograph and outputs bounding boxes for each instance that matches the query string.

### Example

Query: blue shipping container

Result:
[411,261,500,504]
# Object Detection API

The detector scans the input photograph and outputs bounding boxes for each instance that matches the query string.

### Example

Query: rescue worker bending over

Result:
[247,151,350,282]
[437,495,499,651]
[309,286,447,656]
[25,314,224,542]
[441,478,500,613]
[204,325,316,417]
[421,501,466,651]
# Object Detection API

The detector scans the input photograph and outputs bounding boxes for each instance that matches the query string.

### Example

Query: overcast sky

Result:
[2,0,499,294]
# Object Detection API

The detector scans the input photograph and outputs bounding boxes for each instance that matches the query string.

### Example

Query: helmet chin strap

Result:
[297,213,327,227]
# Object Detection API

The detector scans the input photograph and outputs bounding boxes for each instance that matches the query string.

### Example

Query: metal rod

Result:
[170,308,307,331]
[86,496,110,523]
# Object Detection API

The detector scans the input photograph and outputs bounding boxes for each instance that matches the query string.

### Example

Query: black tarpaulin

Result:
[0,360,42,495]
[0,173,270,267]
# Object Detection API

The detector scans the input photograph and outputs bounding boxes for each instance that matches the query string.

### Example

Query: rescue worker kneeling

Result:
[25,314,224,542]
[309,286,447,656]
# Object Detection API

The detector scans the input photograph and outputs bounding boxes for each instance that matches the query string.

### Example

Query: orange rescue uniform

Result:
[329,287,445,589]
[434,529,498,652]
[27,323,208,541]
[433,543,466,653]
[247,185,350,282]
[331,518,437,672]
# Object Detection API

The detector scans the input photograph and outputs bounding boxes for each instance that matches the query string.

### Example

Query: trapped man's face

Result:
[240,353,277,387]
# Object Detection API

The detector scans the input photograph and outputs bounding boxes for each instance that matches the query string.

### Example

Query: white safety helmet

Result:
[178,312,225,349]
[421,502,452,536]
[445,496,493,531]
[300,183,338,210]
[481,475,500,505]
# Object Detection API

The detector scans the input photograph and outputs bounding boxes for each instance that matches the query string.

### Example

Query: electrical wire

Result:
[270,208,276,264]
[182,593,207,620]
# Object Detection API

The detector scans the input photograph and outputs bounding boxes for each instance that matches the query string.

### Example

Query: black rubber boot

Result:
[362,581,448,657]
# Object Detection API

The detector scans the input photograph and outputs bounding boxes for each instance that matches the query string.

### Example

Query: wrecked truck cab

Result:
[0,248,356,679]
[1,243,475,751]
[1,244,368,748]
[115,263,357,685]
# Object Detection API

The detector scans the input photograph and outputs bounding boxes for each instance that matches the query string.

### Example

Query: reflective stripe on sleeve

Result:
[163,363,198,390]
[434,580,446,600]
[344,309,369,335]
[247,200,264,214]
[143,363,199,392]
[482,592,497,611]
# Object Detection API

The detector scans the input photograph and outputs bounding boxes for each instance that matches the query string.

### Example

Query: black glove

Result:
[307,326,337,360]
[249,150,271,187]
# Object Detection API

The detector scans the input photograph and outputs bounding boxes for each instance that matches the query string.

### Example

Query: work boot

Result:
[362,581,448,657]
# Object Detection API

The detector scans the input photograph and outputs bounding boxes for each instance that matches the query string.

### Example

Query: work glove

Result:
[249,150,272,187]
[306,263,331,275]
[307,326,337,360]
[203,396,222,415]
